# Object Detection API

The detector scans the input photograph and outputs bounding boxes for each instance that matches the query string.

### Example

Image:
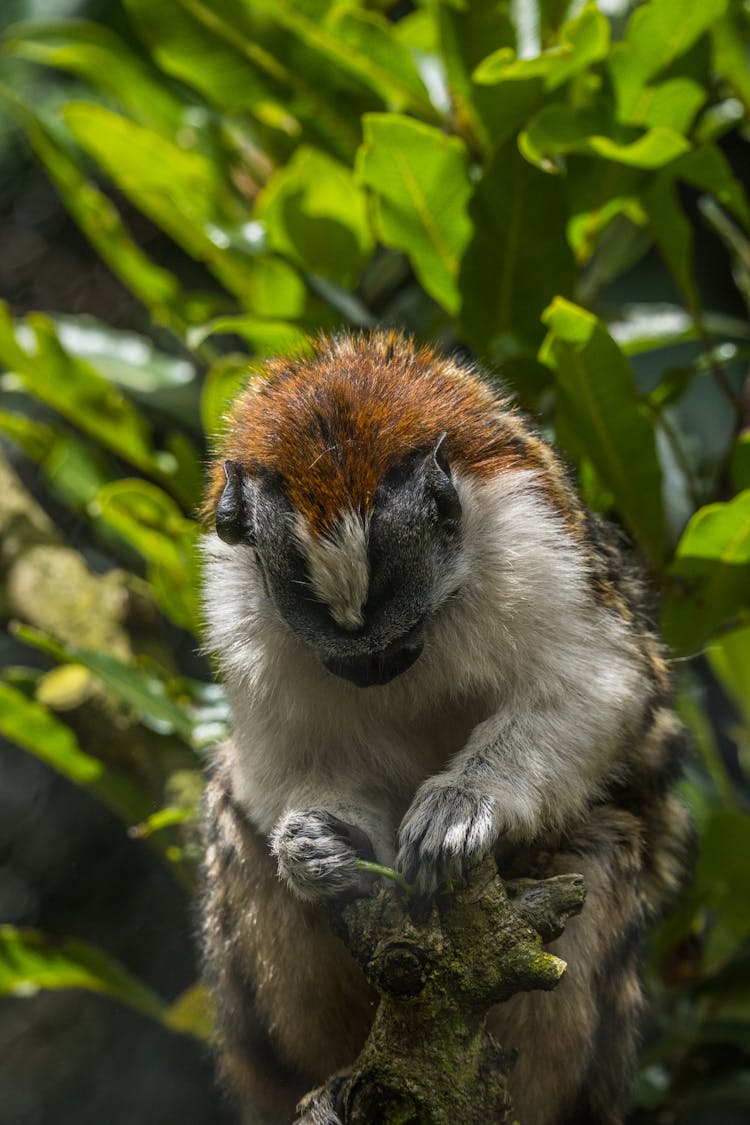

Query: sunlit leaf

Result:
[474,4,609,90]
[356,114,473,316]
[201,355,252,442]
[0,683,150,824]
[256,146,373,285]
[0,95,185,323]
[92,480,201,633]
[540,297,666,562]
[14,623,196,741]
[663,490,750,653]
[521,104,690,171]
[609,0,728,122]
[0,925,165,1020]
[3,19,185,135]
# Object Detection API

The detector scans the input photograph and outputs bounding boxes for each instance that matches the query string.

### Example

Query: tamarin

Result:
[200,331,690,1125]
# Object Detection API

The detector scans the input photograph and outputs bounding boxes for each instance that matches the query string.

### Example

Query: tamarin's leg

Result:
[491,805,651,1125]
[200,764,375,1124]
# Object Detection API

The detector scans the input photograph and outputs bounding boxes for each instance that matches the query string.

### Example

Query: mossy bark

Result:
[299,859,585,1124]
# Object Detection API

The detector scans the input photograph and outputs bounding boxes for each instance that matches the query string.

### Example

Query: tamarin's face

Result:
[206,333,562,687]
[213,440,463,686]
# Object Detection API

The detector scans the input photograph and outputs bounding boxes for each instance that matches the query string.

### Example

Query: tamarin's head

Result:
[205,332,558,687]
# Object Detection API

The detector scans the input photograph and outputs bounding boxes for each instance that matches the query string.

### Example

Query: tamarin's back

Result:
[200,332,690,1124]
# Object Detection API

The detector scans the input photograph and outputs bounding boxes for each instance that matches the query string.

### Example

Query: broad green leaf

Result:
[256,146,373,285]
[625,78,706,134]
[641,172,698,311]
[13,624,195,742]
[124,0,363,158]
[3,19,185,135]
[260,0,433,116]
[663,490,750,653]
[201,355,252,441]
[642,144,750,313]
[521,104,690,171]
[48,316,197,394]
[434,0,515,151]
[61,102,261,302]
[460,143,574,349]
[0,411,110,510]
[0,304,157,474]
[92,480,201,633]
[0,683,150,824]
[189,317,308,357]
[608,304,750,356]
[675,145,750,230]
[609,0,728,122]
[540,298,666,562]
[0,926,165,1020]
[474,4,609,91]
[565,158,645,262]
[2,97,185,322]
[708,625,750,728]
[356,114,473,316]
[711,10,750,114]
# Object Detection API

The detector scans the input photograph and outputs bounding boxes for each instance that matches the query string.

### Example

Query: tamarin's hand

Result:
[270,810,377,900]
[397,776,501,894]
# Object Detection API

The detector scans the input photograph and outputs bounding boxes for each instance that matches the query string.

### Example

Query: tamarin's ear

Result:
[427,434,461,526]
[216,460,254,546]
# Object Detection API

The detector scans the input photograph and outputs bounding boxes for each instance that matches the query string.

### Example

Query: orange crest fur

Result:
[205,331,580,536]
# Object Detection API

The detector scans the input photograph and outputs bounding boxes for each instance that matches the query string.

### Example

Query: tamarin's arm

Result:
[397,648,646,893]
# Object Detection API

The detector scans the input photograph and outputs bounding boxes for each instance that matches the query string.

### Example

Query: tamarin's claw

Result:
[396,779,501,895]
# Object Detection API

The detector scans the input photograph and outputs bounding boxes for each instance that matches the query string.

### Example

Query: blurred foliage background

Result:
[0,0,749,1122]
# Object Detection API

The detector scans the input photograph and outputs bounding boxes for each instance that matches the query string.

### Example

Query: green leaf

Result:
[0,304,157,473]
[521,104,690,171]
[189,316,308,357]
[708,625,750,728]
[663,490,750,653]
[0,926,165,1020]
[0,411,110,510]
[624,78,706,134]
[47,315,197,394]
[540,298,666,562]
[263,1,432,115]
[460,143,574,350]
[14,624,196,741]
[124,0,363,158]
[92,480,201,633]
[608,0,728,122]
[2,97,185,322]
[608,304,750,356]
[0,683,150,824]
[165,982,213,1040]
[641,172,698,311]
[710,10,750,114]
[61,102,259,300]
[474,4,609,91]
[3,19,185,135]
[256,146,373,285]
[201,355,252,442]
[432,0,515,150]
[356,114,473,316]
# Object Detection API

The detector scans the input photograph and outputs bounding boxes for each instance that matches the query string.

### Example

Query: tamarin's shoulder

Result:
[205,329,584,536]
